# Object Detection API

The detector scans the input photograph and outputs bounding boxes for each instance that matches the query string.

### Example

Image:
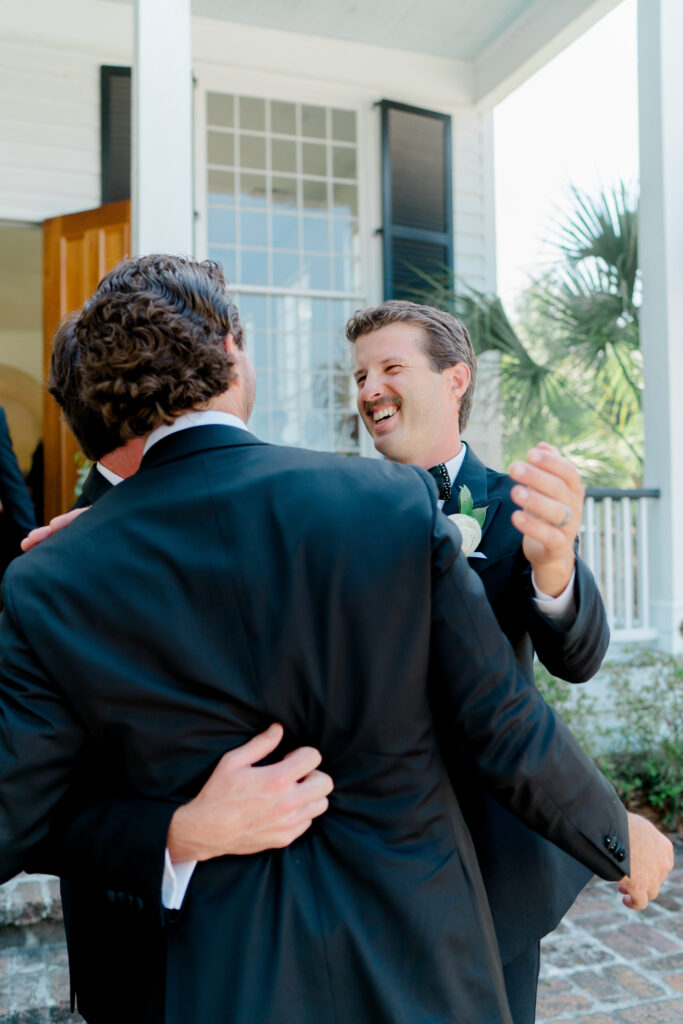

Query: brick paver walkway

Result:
[537,838,683,1023]
[1,843,680,1022]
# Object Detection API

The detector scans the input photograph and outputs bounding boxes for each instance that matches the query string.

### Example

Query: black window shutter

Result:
[380,100,453,300]
[101,66,132,204]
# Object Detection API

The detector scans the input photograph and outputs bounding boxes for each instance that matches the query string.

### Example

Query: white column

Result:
[132,0,194,256]
[638,0,683,653]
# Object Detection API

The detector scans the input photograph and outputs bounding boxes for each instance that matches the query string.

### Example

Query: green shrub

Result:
[535,650,683,829]
[533,662,602,752]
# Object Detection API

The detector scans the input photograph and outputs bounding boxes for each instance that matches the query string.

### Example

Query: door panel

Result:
[42,201,130,521]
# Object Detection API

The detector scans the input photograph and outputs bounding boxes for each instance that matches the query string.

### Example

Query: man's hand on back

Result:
[618,812,674,910]
[167,723,333,861]
[21,508,88,551]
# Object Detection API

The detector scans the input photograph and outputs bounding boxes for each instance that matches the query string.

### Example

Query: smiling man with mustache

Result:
[347,298,617,1024]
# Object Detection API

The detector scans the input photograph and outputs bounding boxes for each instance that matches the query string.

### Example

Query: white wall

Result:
[0,1,133,222]
[0,224,43,468]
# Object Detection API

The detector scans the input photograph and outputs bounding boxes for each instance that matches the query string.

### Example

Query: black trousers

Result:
[502,942,541,1024]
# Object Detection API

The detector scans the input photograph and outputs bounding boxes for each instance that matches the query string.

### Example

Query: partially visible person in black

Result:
[25,441,44,526]
[0,406,36,587]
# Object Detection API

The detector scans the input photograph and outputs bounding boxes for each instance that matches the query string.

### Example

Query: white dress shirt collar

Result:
[444,442,467,487]
[96,462,124,487]
[143,410,249,456]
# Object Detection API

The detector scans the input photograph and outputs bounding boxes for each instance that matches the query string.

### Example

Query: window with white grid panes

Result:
[206,93,363,454]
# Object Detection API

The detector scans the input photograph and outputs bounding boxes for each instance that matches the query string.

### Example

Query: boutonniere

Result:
[448,485,488,558]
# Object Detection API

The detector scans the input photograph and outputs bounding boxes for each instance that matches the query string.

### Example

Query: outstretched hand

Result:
[21,507,88,552]
[619,812,674,910]
[509,443,584,597]
[167,723,333,862]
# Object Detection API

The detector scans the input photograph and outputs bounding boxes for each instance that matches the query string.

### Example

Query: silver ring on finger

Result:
[556,504,572,528]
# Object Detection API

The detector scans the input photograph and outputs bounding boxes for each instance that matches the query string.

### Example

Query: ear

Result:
[446,362,470,400]
[223,332,236,354]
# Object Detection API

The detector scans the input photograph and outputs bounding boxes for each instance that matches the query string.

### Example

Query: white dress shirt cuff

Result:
[531,569,576,628]
[161,849,197,910]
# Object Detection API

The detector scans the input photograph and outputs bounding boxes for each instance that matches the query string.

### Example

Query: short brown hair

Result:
[73,255,243,447]
[47,312,123,461]
[345,300,477,429]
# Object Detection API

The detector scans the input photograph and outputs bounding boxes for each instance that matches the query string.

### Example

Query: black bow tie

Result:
[428,464,451,503]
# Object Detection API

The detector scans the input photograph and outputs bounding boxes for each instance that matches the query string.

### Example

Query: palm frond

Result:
[401,181,643,487]
[549,182,639,310]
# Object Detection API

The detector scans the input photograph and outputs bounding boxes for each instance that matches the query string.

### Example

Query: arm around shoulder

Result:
[429,513,627,883]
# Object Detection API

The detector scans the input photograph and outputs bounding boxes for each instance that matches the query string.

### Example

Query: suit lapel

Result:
[443,446,502,546]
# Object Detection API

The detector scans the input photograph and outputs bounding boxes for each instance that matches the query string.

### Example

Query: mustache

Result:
[363,398,401,415]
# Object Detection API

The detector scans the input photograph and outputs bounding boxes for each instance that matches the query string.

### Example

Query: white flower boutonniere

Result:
[448,485,488,558]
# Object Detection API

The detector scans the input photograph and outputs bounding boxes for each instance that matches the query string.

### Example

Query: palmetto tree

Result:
[411,183,642,485]
[539,184,641,450]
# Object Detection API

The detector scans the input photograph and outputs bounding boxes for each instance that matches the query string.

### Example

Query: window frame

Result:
[193,66,380,457]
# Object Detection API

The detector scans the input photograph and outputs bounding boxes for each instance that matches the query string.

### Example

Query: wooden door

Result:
[42,201,130,521]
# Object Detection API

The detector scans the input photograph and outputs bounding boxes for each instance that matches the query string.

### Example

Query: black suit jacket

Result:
[444,444,609,962]
[73,463,115,509]
[0,426,628,1024]
[0,407,36,577]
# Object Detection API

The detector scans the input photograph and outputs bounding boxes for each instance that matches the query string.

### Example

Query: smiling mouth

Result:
[368,403,399,425]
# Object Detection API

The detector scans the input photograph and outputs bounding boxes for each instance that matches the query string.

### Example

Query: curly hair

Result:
[73,255,243,445]
[345,300,477,430]
[47,311,124,461]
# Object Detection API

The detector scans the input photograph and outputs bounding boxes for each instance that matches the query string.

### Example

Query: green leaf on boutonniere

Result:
[459,485,488,530]
[458,485,474,517]
[472,506,488,529]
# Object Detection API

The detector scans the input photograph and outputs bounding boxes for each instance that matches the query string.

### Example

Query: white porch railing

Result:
[579,489,660,643]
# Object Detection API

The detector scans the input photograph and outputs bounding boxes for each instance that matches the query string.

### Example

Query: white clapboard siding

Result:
[0,116,95,151]
[452,112,493,292]
[0,94,98,130]
[0,39,111,220]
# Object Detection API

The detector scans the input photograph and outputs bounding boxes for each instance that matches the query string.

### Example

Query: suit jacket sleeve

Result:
[0,575,177,906]
[424,476,629,881]
[32,463,170,911]
[524,552,609,682]
[27,793,178,912]
[0,580,86,882]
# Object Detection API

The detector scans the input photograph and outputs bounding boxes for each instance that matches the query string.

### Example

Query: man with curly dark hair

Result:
[38,293,334,1020]
[1,255,671,1024]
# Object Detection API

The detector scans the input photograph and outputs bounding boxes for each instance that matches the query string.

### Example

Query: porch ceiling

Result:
[187,0,531,62]
[109,0,621,104]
